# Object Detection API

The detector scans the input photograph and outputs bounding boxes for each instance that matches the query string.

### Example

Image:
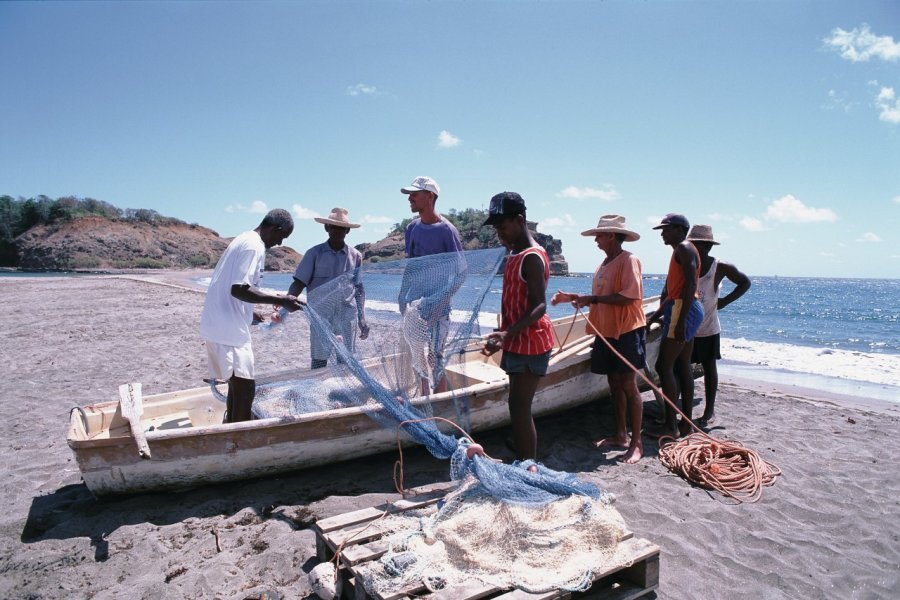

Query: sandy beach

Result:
[1,274,898,600]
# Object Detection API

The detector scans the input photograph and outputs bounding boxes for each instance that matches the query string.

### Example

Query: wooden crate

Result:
[311,482,660,600]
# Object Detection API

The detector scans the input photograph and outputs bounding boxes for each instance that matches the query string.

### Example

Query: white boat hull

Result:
[67,310,663,495]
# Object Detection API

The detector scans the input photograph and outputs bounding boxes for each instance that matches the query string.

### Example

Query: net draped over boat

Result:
[252,248,625,595]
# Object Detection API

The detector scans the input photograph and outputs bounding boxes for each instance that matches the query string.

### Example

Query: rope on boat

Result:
[576,307,781,503]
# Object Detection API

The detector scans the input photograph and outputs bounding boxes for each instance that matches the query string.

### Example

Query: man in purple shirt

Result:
[398,176,465,393]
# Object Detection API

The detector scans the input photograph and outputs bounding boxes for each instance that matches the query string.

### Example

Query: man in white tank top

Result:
[686,225,751,428]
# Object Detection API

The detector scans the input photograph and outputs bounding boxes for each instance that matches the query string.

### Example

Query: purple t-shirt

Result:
[404,217,463,258]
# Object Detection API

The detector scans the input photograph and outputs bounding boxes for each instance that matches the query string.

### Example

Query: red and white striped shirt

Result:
[501,247,556,355]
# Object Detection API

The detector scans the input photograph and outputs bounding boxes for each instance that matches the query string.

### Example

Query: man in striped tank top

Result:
[481,192,555,461]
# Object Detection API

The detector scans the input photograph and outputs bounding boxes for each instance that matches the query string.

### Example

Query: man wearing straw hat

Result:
[288,207,369,369]
[687,224,751,428]
[551,215,647,463]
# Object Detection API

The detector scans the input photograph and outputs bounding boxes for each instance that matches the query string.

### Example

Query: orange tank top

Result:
[665,252,700,301]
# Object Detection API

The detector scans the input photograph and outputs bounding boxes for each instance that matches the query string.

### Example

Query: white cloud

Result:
[876,87,900,124]
[824,24,900,62]
[437,130,461,148]
[857,232,882,242]
[347,83,377,96]
[291,204,320,220]
[740,217,766,232]
[538,214,577,231]
[225,200,268,214]
[764,195,837,223]
[894,195,900,204]
[556,185,620,201]
[819,251,836,257]
[360,214,393,224]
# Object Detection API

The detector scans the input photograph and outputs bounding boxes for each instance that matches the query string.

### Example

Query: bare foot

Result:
[621,442,643,464]
[678,420,695,438]
[594,434,629,449]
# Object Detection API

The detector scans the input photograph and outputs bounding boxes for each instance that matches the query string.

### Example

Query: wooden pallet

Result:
[311,482,660,600]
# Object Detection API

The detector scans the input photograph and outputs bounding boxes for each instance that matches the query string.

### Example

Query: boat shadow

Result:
[20,442,450,546]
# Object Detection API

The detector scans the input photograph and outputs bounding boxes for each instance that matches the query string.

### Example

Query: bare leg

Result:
[508,371,540,460]
[653,338,685,436]
[701,358,718,421]
[675,341,695,436]
[596,374,629,448]
[226,376,256,423]
[611,371,643,463]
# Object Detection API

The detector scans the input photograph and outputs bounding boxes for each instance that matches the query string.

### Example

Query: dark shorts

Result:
[500,350,551,377]
[590,327,647,375]
[691,333,721,364]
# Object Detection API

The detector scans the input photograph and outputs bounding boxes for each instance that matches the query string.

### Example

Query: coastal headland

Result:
[0,274,897,599]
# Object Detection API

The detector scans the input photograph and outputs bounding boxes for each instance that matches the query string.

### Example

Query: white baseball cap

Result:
[401,176,440,197]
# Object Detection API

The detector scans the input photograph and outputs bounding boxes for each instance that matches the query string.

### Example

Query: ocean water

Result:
[256,271,900,403]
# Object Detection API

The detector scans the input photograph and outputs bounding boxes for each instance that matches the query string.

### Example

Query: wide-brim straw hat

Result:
[314,207,360,229]
[580,214,640,242]
[687,224,720,245]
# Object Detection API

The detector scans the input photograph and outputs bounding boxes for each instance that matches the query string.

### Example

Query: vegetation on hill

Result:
[0,195,299,271]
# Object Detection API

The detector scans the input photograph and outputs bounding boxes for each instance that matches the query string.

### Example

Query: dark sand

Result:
[1,274,898,599]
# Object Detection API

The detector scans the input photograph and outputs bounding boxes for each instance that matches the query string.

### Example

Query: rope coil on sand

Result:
[575,306,781,503]
[656,433,781,503]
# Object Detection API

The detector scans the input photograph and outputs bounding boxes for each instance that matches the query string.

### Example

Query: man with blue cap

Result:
[646,213,704,438]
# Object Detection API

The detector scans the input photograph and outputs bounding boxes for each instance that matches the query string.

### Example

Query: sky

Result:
[1,1,898,278]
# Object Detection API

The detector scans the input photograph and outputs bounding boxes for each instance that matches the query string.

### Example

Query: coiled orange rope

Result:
[577,307,781,503]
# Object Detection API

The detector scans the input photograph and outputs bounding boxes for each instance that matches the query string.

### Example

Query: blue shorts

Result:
[590,327,647,375]
[500,350,551,377]
[661,299,704,342]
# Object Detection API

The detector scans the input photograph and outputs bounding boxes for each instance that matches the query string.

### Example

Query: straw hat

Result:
[580,214,640,242]
[687,224,720,245]
[314,207,360,229]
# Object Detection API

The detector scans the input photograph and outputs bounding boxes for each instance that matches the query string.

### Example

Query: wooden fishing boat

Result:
[67,301,664,496]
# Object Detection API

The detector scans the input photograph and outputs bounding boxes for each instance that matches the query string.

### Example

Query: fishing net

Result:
[250,248,626,596]
[356,477,626,596]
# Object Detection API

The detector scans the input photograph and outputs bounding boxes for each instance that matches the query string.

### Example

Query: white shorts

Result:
[205,340,255,380]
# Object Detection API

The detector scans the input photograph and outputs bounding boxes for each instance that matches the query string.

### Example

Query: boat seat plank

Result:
[444,359,505,383]
[118,383,151,459]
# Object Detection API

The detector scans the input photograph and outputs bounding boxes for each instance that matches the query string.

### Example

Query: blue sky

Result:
[1,1,898,278]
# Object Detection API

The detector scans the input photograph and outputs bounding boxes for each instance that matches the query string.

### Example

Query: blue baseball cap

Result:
[652,213,690,230]
[484,192,526,225]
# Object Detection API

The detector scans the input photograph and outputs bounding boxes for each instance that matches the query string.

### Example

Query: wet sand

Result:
[0,274,898,599]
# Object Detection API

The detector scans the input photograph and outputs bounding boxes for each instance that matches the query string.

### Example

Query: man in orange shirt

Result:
[552,215,646,463]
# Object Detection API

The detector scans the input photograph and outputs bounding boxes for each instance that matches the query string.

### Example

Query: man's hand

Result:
[359,320,370,340]
[481,331,505,356]
[674,319,686,342]
[280,295,305,313]
[550,290,576,306]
